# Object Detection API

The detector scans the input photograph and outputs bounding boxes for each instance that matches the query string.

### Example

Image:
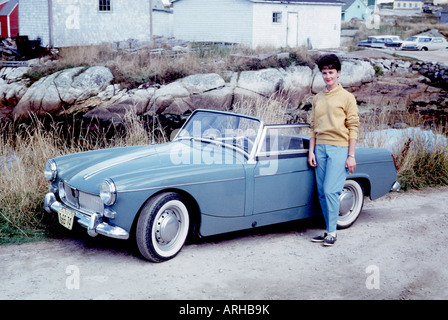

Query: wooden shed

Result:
[170,0,344,49]
[0,0,18,38]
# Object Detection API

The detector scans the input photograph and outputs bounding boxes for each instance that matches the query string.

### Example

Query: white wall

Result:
[19,0,153,47]
[252,3,341,49]
[153,10,173,38]
[51,0,151,47]
[297,5,341,49]
[173,0,253,45]
[18,0,50,45]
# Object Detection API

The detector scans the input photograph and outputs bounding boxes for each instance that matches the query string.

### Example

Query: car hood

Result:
[53,140,245,194]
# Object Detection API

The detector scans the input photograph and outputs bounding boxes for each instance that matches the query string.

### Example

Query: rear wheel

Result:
[337,180,364,229]
[136,192,190,262]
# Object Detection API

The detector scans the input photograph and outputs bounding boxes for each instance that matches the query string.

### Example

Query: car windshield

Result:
[175,110,262,155]
[405,36,418,42]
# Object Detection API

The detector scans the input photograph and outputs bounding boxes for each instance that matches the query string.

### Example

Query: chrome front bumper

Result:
[44,192,129,240]
[390,181,401,192]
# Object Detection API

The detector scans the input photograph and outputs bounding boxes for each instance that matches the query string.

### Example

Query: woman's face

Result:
[321,66,340,91]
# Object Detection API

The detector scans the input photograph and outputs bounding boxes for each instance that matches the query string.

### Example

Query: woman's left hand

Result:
[346,156,356,174]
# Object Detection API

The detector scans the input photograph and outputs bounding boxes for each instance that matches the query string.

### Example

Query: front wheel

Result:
[337,180,364,229]
[136,192,190,262]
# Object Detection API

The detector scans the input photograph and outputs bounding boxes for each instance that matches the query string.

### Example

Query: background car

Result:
[357,35,402,49]
[44,109,400,262]
[400,36,448,51]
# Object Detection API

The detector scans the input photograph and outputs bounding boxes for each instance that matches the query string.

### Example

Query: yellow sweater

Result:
[310,84,359,147]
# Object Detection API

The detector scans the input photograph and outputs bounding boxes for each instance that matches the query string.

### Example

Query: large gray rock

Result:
[177,73,225,94]
[13,66,113,118]
[84,86,154,122]
[237,68,284,97]
[145,73,228,115]
[0,67,30,112]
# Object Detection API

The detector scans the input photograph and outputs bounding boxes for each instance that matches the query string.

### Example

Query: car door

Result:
[252,125,315,215]
[431,38,444,50]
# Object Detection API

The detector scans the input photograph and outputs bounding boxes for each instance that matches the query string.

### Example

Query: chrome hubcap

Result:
[155,209,180,244]
[339,188,354,216]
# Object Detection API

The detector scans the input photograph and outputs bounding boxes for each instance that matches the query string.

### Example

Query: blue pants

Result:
[315,144,348,233]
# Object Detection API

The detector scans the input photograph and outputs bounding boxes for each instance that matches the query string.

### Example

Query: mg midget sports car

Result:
[44,109,400,262]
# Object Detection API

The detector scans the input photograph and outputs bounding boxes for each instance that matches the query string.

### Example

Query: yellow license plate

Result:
[58,207,75,230]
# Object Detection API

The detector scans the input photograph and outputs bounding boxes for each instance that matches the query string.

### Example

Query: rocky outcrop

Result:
[0,56,446,125]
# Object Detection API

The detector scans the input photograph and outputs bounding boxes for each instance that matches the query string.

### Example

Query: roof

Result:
[0,0,18,16]
[255,0,343,3]
[341,0,367,11]
[341,0,355,10]
[171,0,343,4]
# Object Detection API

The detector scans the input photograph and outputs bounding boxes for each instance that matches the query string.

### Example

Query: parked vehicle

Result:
[357,35,402,49]
[44,109,400,262]
[400,36,448,51]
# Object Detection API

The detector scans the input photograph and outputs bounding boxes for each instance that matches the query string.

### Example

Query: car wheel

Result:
[136,192,190,262]
[421,47,428,51]
[337,180,364,229]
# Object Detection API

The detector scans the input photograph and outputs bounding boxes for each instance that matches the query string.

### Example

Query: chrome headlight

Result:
[100,178,117,206]
[44,159,58,182]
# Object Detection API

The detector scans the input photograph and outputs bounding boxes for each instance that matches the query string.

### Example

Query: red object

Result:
[0,0,18,38]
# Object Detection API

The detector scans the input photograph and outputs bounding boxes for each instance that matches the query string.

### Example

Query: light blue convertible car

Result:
[44,109,400,262]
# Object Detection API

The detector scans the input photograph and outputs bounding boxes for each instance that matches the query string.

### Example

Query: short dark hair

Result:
[317,54,341,72]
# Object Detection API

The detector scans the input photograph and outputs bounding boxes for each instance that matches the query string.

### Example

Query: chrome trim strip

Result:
[256,149,309,157]
[118,176,245,193]
[254,169,309,178]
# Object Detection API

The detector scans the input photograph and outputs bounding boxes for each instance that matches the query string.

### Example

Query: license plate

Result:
[58,207,75,230]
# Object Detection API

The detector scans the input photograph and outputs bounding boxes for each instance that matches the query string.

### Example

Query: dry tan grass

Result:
[358,109,448,190]
[0,109,160,242]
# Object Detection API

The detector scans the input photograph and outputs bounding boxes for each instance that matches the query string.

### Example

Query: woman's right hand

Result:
[308,153,317,167]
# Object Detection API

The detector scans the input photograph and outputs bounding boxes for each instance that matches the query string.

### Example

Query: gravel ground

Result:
[1,186,447,301]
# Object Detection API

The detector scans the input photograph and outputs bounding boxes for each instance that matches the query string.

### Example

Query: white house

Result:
[393,0,423,10]
[170,0,344,49]
[18,0,172,47]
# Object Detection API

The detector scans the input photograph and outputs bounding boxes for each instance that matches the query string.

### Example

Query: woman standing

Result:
[308,54,360,247]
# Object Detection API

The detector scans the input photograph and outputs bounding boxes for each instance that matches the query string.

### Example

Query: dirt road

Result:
[394,49,448,65]
[1,186,447,300]
[353,48,448,66]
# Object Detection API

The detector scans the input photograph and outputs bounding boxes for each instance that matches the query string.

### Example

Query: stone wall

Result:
[413,61,448,91]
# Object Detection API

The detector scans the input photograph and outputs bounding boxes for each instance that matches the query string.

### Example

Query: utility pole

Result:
[150,0,153,43]
[48,0,54,47]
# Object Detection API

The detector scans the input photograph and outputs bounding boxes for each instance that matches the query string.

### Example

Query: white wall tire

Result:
[136,192,190,262]
[337,180,364,229]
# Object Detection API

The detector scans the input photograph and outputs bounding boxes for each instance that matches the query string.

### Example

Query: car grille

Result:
[59,180,104,216]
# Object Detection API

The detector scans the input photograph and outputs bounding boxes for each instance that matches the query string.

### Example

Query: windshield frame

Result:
[173,109,264,162]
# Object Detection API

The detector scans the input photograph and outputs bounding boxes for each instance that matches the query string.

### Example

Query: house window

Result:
[272,12,282,24]
[99,0,111,11]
